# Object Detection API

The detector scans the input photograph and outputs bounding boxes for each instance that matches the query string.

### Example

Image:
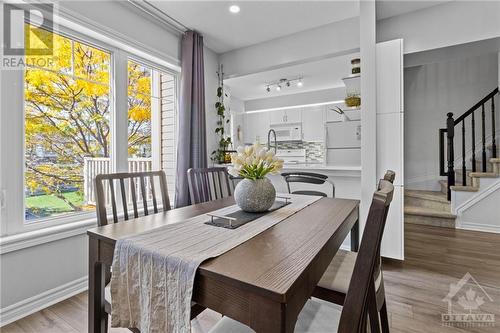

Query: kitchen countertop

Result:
[215,163,361,172]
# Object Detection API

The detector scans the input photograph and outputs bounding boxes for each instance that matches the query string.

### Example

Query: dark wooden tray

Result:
[205,200,291,229]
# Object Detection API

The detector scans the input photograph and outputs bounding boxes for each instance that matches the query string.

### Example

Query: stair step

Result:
[450,185,479,192]
[469,172,498,178]
[404,205,456,228]
[404,190,450,211]
[439,179,467,194]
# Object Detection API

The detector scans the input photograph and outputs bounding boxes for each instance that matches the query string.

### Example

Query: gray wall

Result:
[405,52,498,190]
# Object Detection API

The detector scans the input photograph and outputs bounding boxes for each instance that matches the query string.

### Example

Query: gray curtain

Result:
[174,30,207,207]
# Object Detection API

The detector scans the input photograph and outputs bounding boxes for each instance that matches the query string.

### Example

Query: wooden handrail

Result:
[454,87,498,124]
[439,87,498,200]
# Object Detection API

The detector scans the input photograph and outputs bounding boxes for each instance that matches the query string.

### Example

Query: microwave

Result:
[271,125,302,142]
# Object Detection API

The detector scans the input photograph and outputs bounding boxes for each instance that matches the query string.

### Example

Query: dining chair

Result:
[281,171,335,197]
[208,175,395,333]
[95,170,170,226]
[187,167,233,204]
[94,170,205,332]
[312,169,396,333]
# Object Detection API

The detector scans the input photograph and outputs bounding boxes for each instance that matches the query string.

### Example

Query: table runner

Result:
[110,194,321,333]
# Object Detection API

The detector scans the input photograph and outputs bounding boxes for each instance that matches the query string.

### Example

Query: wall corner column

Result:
[360,0,377,229]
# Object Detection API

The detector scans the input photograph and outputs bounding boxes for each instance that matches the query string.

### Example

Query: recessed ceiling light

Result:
[229,5,240,13]
[297,80,303,87]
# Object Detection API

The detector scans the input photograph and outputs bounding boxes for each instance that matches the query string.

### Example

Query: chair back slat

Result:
[338,176,395,333]
[94,171,170,226]
[149,174,158,214]
[187,167,233,204]
[119,178,128,221]
[130,177,139,219]
[108,179,118,224]
[139,175,148,216]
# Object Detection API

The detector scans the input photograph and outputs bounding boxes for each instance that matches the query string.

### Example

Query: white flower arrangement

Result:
[229,143,284,180]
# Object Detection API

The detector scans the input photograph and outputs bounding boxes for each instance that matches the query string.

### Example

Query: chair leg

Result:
[104,314,109,333]
[380,299,390,333]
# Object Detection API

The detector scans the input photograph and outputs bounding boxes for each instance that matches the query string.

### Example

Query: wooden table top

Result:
[87,196,359,302]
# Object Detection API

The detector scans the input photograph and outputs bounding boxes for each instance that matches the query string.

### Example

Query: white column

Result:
[113,50,129,173]
[360,0,377,229]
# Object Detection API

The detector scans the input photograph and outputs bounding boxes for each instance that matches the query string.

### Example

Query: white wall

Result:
[58,1,181,64]
[244,87,345,112]
[405,53,498,190]
[220,17,360,77]
[455,183,500,233]
[0,2,220,324]
[377,1,500,55]
[204,47,221,163]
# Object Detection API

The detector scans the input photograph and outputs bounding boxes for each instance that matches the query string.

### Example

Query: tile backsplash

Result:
[277,141,324,163]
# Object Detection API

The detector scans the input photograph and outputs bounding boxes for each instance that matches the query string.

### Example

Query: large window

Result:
[24,25,111,221]
[16,23,178,227]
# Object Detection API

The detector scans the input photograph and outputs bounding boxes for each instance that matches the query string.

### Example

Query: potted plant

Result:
[211,66,232,163]
[229,143,284,212]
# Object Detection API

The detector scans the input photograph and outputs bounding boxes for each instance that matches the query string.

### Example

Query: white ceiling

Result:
[226,52,358,101]
[150,1,360,53]
[376,1,453,20]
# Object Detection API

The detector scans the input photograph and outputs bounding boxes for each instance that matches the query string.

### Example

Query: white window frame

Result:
[0,9,180,238]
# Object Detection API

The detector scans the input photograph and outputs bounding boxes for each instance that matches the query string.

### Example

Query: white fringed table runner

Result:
[110,194,321,333]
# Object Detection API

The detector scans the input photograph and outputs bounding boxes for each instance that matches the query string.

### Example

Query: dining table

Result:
[87,195,359,333]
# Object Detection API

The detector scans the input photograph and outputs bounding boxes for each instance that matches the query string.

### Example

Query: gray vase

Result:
[234,178,276,213]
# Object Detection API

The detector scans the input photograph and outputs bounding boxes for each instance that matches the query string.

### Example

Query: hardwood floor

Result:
[2,223,499,333]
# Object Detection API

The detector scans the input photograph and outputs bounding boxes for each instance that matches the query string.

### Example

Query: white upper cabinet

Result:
[301,106,325,142]
[244,112,270,144]
[269,110,286,125]
[284,109,301,123]
[269,109,301,125]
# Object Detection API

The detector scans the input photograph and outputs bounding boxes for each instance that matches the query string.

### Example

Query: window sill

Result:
[0,218,97,255]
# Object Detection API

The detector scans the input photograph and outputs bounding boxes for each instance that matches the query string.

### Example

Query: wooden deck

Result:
[2,223,499,333]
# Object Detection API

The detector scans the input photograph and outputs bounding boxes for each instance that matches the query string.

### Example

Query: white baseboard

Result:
[0,276,88,327]
[456,223,500,234]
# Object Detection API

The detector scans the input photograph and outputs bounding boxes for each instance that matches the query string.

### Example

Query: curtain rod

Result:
[127,0,189,34]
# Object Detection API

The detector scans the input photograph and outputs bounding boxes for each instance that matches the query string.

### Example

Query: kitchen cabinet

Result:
[269,109,301,125]
[301,106,325,141]
[376,38,404,260]
[243,112,270,144]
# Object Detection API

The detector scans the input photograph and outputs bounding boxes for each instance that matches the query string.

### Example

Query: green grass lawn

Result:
[26,192,85,218]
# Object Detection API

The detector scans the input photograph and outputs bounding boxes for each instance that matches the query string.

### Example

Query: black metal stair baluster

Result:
[462,120,466,185]
[446,113,455,201]
[482,104,487,172]
[471,112,476,172]
[492,96,497,158]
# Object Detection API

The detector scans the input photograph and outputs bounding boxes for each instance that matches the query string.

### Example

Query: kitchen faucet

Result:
[267,129,277,153]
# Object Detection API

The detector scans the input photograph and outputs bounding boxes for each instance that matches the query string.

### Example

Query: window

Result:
[24,24,111,221]
[127,60,177,199]
[2,21,180,232]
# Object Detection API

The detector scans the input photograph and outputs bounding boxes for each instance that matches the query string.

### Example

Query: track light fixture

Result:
[265,76,303,93]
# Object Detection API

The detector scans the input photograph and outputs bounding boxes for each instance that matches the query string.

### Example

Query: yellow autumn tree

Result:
[25,25,151,217]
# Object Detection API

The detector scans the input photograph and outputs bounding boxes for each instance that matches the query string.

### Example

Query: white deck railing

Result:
[83,157,152,205]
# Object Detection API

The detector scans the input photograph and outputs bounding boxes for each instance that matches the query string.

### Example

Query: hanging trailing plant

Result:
[211,65,232,163]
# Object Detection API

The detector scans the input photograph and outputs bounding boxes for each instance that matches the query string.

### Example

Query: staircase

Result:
[405,88,499,229]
